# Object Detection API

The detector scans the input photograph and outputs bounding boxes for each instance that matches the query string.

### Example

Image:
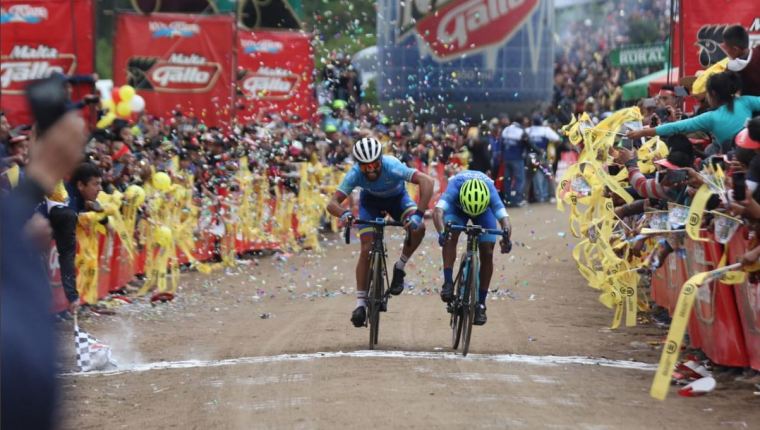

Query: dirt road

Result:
[59,204,760,429]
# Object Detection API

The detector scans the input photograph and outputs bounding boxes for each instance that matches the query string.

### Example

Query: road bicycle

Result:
[445,223,508,356]
[344,217,409,350]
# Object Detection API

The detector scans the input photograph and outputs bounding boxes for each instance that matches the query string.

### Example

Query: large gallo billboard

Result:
[236,30,316,122]
[674,1,759,76]
[377,0,554,119]
[0,0,95,125]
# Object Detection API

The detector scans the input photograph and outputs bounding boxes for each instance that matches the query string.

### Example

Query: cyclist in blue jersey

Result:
[327,137,435,327]
[432,170,512,325]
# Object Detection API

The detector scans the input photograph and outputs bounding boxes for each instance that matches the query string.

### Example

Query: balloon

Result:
[332,99,347,110]
[103,99,115,113]
[118,85,136,102]
[130,94,146,112]
[111,88,121,104]
[124,185,146,207]
[152,172,171,192]
[116,101,132,118]
[154,226,173,248]
[96,113,116,129]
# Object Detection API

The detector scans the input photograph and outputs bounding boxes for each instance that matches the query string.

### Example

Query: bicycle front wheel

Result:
[368,253,382,350]
[450,261,466,349]
[461,256,478,356]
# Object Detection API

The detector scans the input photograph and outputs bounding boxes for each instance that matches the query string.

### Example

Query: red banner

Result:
[0,0,94,125]
[113,13,235,126]
[236,30,315,123]
[676,0,760,76]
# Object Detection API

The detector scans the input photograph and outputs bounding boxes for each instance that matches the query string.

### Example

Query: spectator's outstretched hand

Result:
[613,147,634,164]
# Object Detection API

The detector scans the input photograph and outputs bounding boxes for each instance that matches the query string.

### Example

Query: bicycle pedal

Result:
[380,301,388,312]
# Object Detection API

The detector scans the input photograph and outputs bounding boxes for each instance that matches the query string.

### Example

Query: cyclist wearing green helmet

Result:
[433,171,512,325]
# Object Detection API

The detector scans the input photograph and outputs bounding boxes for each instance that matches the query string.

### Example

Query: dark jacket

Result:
[1,178,58,430]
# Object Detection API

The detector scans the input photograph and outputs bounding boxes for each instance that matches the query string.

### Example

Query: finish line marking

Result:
[61,350,656,377]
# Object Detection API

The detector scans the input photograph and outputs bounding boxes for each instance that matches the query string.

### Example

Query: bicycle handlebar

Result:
[354,218,406,227]
[344,217,410,245]
[445,223,506,237]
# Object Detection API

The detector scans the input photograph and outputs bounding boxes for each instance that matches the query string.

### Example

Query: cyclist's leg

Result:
[440,210,464,302]
[394,192,426,263]
[473,211,499,304]
[386,192,421,293]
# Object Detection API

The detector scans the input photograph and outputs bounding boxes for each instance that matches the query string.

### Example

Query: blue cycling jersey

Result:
[435,170,508,220]
[337,155,416,198]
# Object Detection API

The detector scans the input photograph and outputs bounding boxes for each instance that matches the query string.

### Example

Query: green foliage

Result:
[628,17,662,44]
[96,38,113,79]
[302,0,377,69]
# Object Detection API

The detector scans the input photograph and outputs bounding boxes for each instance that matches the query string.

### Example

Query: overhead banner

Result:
[676,1,760,76]
[610,43,667,67]
[236,30,315,122]
[113,13,235,126]
[0,0,95,125]
[376,0,554,119]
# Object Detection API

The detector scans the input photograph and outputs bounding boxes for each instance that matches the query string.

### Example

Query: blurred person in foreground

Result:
[1,78,88,430]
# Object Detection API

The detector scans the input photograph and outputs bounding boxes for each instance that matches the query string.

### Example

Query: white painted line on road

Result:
[60,350,656,377]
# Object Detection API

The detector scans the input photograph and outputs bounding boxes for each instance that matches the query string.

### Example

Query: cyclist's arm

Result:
[327,170,357,217]
[486,179,510,233]
[326,190,350,218]
[433,184,459,234]
[432,206,446,234]
[410,170,435,214]
[498,214,512,236]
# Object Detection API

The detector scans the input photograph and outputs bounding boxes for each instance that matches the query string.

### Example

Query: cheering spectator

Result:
[722,25,760,96]
[627,72,760,153]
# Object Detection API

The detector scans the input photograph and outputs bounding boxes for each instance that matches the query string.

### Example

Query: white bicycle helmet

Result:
[352,137,383,163]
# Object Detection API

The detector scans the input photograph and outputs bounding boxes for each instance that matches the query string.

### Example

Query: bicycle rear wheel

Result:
[461,256,478,356]
[450,262,466,349]
[368,253,382,349]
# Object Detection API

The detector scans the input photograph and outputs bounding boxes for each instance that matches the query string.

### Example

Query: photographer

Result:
[1,76,88,430]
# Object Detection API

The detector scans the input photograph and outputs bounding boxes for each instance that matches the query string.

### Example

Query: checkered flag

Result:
[74,315,116,372]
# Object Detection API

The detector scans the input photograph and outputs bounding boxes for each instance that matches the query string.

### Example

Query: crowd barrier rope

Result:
[47,161,349,309]
[554,108,760,400]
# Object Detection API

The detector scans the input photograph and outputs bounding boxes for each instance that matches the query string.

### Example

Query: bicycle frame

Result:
[344,217,408,349]
[446,223,504,355]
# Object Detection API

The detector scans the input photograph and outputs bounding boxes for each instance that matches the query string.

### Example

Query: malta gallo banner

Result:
[113,13,235,125]
[0,0,95,125]
[677,0,760,76]
[236,31,316,122]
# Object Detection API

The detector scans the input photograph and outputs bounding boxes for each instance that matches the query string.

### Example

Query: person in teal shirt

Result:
[628,72,760,150]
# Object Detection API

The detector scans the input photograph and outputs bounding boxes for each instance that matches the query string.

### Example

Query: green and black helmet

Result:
[459,178,490,216]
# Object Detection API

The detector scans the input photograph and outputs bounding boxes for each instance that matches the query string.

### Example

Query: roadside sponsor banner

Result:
[236,30,315,122]
[0,0,94,125]
[676,1,759,76]
[610,43,667,67]
[113,13,235,125]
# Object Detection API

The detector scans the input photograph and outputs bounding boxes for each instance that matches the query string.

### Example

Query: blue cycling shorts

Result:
[358,190,417,237]
[443,208,499,243]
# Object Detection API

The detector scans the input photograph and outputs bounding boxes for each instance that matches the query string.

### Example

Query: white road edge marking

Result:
[61,350,656,377]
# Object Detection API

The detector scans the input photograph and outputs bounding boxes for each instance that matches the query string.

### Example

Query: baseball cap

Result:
[736,128,760,149]
[655,150,693,170]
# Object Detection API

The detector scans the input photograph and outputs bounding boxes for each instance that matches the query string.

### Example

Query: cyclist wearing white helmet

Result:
[327,136,435,327]
[433,170,512,325]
